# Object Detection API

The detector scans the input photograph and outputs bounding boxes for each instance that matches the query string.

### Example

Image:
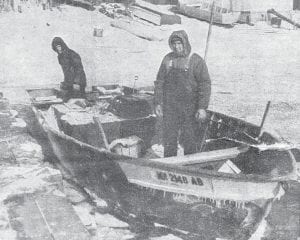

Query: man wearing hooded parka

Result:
[154,30,211,157]
[52,37,87,100]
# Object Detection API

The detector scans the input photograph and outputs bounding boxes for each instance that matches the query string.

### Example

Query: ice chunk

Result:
[11,118,27,128]
[95,213,129,228]
[0,166,62,202]
[218,160,241,174]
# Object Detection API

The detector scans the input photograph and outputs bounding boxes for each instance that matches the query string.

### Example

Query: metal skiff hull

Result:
[26,87,297,207]
[118,161,282,203]
[41,117,291,206]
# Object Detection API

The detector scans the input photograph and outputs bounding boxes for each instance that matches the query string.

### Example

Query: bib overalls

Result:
[162,59,199,157]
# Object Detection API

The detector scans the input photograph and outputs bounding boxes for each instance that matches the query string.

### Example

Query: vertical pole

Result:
[258,101,271,138]
[133,75,138,92]
[204,1,215,61]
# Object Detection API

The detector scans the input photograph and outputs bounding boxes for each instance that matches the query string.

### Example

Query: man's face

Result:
[172,40,184,55]
[56,45,62,54]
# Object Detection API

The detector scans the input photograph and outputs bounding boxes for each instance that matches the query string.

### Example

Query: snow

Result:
[73,202,98,232]
[11,117,27,128]
[20,141,42,152]
[63,181,87,203]
[0,165,63,240]
[95,213,129,228]
[0,7,299,96]
[9,136,45,165]
[0,166,62,202]
[0,5,299,101]
[95,226,133,240]
[0,205,17,240]
[151,235,183,240]
[0,4,299,143]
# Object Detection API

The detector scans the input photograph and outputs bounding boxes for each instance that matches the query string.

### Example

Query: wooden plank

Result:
[131,6,162,25]
[131,0,181,25]
[7,193,91,240]
[7,194,53,240]
[135,0,176,15]
[150,146,248,166]
[110,19,165,41]
[35,194,90,240]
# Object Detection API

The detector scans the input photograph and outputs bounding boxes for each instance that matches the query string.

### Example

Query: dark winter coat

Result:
[52,37,87,90]
[154,30,211,110]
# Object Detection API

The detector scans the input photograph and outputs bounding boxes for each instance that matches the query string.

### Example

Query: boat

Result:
[176,0,241,26]
[26,86,298,238]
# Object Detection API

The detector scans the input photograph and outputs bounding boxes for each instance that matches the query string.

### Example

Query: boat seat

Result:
[150,146,248,166]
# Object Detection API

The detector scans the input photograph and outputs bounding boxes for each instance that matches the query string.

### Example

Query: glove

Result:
[195,109,207,122]
[155,105,163,118]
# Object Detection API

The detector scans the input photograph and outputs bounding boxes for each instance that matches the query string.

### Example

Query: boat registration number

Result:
[155,171,203,186]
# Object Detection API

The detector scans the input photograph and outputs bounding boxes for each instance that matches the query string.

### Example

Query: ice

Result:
[20,141,42,153]
[95,213,129,228]
[73,202,97,232]
[151,234,183,240]
[11,117,27,128]
[0,166,62,202]
[96,226,133,240]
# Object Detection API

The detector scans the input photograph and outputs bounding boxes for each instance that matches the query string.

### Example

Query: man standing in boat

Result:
[154,30,211,157]
[52,37,87,101]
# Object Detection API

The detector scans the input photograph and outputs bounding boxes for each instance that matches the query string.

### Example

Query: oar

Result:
[204,1,215,61]
[220,137,294,151]
[257,101,271,139]
[200,3,215,150]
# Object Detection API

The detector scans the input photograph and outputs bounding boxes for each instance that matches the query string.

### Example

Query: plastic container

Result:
[93,28,103,37]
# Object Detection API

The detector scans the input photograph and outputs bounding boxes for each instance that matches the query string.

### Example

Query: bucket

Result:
[270,17,282,27]
[93,28,103,37]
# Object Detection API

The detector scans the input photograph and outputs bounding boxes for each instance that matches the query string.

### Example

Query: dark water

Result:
[265,181,300,240]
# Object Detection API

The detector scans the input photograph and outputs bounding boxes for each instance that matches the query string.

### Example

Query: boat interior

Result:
[27,86,296,179]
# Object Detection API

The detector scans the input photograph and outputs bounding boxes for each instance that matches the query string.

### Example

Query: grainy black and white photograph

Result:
[0,0,299,239]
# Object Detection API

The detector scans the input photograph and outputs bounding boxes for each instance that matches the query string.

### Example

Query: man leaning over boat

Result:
[154,30,211,157]
[52,37,87,101]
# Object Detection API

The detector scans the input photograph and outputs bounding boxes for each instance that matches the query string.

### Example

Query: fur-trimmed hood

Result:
[168,30,191,57]
[52,37,69,53]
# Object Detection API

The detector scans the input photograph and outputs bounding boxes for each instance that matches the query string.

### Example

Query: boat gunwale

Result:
[26,88,296,183]
[35,107,295,183]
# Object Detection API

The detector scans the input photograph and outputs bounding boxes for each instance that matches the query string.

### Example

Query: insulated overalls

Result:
[59,53,86,101]
[162,58,199,157]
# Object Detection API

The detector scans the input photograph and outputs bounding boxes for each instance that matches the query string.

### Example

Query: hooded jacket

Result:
[154,30,211,110]
[52,37,86,89]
